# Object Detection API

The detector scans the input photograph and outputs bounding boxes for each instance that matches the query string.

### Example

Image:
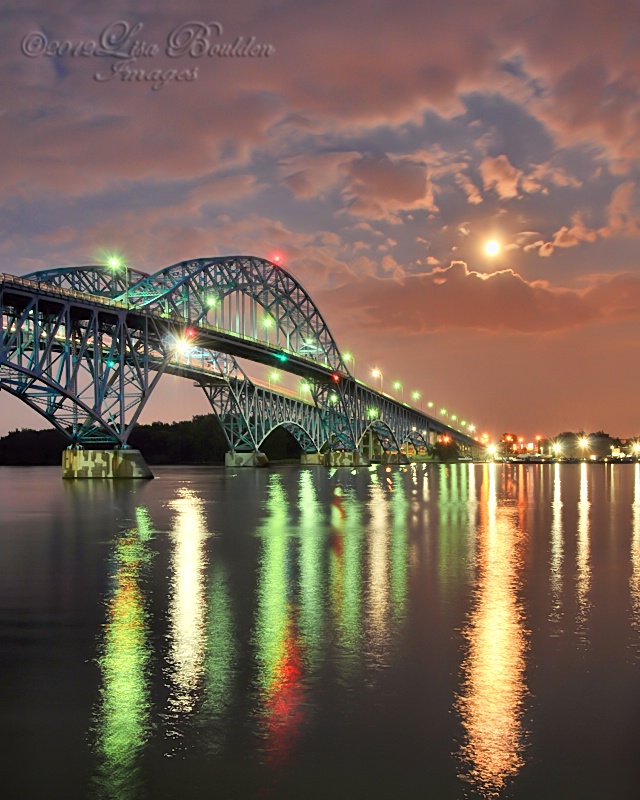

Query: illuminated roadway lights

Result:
[579,436,590,459]
[633,442,640,459]
[392,381,404,400]
[371,368,383,389]
[343,352,355,369]
[487,443,498,460]
[268,370,281,389]
[106,253,128,306]
[411,390,422,409]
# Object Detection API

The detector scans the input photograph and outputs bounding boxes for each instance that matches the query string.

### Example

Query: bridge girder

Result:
[3,260,480,458]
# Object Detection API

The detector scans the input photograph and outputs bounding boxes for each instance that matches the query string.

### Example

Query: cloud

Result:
[480,155,521,199]
[341,153,435,220]
[325,261,640,333]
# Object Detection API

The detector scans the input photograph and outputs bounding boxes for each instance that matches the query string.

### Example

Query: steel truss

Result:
[3,259,479,457]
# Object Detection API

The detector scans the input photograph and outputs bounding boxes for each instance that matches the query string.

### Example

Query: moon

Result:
[484,240,500,256]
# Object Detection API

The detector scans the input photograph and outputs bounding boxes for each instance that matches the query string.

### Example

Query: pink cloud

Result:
[324,261,640,334]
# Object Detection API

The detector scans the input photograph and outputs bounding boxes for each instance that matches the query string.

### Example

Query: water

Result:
[2,462,640,799]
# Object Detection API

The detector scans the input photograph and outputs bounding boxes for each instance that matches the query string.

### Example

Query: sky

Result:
[2,0,640,441]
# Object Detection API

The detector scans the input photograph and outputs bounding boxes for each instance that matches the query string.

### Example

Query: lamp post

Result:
[107,255,128,307]
[371,368,383,390]
[411,390,422,409]
[393,381,404,400]
[343,352,355,372]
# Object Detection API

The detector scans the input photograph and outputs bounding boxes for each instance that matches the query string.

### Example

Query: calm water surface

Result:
[2,462,640,799]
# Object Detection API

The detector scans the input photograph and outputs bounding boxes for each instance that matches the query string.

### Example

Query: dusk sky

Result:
[3,0,640,441]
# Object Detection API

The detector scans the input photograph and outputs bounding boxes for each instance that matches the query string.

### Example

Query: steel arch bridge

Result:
[0,256,479,464]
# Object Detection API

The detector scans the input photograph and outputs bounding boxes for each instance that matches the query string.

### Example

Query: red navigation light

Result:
[186,328,196,338]
[331,373,340,382]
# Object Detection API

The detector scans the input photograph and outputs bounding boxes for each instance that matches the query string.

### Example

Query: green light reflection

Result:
[201,562,235,754]
[254,474,304,763]
[93,507,154,800]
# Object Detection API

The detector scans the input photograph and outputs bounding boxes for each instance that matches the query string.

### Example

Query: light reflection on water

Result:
[58,461,640,798]
[165,487,210,749]
[93,507,154,800]
[549,463,564,629]
[576,462,592,643]
[456,464,528,798]
[630,464,640,650]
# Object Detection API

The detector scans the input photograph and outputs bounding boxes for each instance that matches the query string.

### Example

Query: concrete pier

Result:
[62,449,153,479]
[225,450,269,467]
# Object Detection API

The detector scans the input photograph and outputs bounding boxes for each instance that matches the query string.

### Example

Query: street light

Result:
[393,381,404,399]
[411,390,422,409]
[268,370,280,389]
[343,352,355,371]
[106,253,128,306]
[371,368,383,389]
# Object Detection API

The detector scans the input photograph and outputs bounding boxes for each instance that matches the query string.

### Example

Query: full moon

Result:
[484,240,500,256]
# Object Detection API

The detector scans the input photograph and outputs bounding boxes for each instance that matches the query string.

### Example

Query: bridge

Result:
[0,256,480,476]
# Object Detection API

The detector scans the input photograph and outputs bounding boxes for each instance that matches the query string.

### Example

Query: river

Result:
[1,462,640,799]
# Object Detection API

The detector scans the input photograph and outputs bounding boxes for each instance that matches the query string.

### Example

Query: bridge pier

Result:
[301,451,370,467]
[224,450,269,467]
[62,449,153,479]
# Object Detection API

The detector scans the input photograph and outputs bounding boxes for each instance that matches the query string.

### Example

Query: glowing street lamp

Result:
[106,253,128,306]
[411,390,422,409]
[343,352,355,371]
[393,381,404,399]
[268,370,280,389]
[299,380,311,398]
[371,368,383,389]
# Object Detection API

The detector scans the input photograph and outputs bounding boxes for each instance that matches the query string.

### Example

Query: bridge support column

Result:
[225,450,269,467]
[62,449,153,479]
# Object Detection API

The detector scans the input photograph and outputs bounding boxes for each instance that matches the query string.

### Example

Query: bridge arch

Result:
[23,265,150,299]
[258,420,318,454]
[131,256,348,372]
[357,420,402,453]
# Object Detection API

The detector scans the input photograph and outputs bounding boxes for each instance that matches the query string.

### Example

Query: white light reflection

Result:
[367,483,390,662]
[457,463,528,797]
[576,462,591,644]
[549,462,564,629]
[166,487,210,734]
[630,464,640,651]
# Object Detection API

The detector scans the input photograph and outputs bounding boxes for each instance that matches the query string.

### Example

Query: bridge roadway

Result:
[0,258,480,474]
